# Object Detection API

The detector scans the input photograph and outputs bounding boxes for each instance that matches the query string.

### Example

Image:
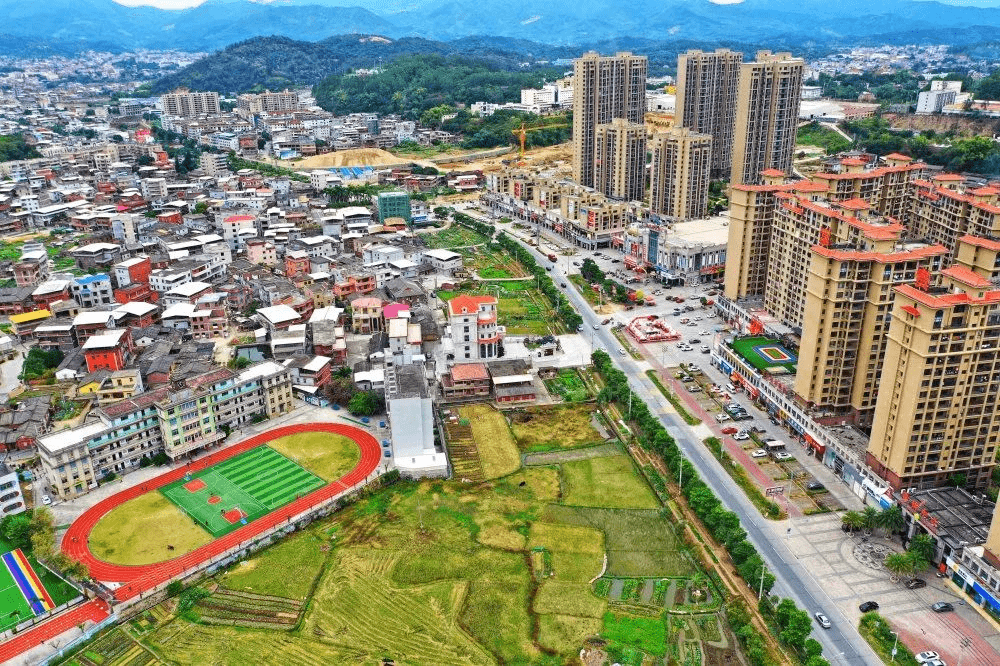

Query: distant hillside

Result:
[313,54,564,117]
[151,35,575,95]
[9,0,1000,55]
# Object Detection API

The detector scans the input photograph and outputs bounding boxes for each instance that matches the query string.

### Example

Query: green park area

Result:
[61,401,735,666]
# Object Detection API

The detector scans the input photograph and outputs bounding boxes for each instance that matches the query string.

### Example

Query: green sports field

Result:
[0,563,33,632]
[161,446,325,537]
[729,336,798,373]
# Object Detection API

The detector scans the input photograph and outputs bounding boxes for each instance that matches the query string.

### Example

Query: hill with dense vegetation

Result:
[312,54,563,118]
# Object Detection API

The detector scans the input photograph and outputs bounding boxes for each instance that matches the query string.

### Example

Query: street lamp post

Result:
[890,631,898,663]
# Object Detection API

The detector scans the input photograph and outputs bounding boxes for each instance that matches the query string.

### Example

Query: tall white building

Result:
[447,294,503,360]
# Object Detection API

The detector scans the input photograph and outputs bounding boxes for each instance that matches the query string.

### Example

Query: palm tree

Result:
[842,510,865,532]
[884,552,917,583]
[862,506,881,534]
[878,505,907,538]
[908,533,937,567]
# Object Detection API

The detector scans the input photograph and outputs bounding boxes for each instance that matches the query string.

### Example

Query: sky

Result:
[111,0,1000,8]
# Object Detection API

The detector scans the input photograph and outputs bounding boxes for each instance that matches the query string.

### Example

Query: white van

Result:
[726,382,738,392]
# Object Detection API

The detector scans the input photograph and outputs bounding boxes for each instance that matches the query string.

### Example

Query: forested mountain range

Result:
[8,0,1000,54]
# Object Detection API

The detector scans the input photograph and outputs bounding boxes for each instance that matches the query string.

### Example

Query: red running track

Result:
[61,423,381,602]
[0,599,109,663]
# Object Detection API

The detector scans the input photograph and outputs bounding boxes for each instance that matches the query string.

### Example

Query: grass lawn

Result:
[510,404,604,452]
[569,274,602,307]
[89,491,212,565]
[561,455,659,509]
[543,506,694,578]
[267,432,361,482]
[219,524,330,600]
[439,281,563,335]
[602,611,667,657]
[459,404,520,479]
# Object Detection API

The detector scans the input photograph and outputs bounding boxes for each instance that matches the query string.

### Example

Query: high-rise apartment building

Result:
[571,52,647,189]
[649,127,712,220]
[675,49,742,179]
[237,89,298,115]
[907,175,1000,259]
[794,231,948,424]
[159,88,221,117]
[867,242,1000,490]
[730,51,805,186]
[594,118,647,202]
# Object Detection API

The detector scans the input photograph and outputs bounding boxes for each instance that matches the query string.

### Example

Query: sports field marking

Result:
[755,345,793,362]
[0,566,32,633]
[2,550,54,616]
[161,445,325,537]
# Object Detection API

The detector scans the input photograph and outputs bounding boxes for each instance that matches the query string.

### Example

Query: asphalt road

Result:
[494,216,882,666]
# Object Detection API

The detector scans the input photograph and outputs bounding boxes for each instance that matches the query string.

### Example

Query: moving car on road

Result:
[931,602,954,613]
[814,612,831,629]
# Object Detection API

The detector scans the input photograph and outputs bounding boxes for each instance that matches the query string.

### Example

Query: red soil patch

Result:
[222,507,247,524]
[184,478,206,492]
[207,495,221,504]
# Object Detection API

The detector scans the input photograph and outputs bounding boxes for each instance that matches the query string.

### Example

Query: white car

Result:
[617,348,626,356]
[699,330,710,336]
[733,432,750,441]
[751,449,767,458]
[41,494,51,506]
[814,612,831,629]
[774,452,793,461]
[915,653,941,665]
[715,413,731,422]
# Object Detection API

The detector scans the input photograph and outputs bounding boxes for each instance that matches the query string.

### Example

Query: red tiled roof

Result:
[934,173,964,181]
[901,305,921,317]
[841,157,867,166]
[760,168,785,177]
[942,265,992,288]
[896,283,1000,308]
[451,363,489,382]
[838,198,871,210]
[959,234,1000,251]
[884,153,913,162]
[812,244,947,264]
[970,186,1000,196]
[448,294,497,315]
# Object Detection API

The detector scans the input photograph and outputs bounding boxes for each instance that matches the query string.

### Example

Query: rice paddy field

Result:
[509,404,605,452]
[60,404,736,666]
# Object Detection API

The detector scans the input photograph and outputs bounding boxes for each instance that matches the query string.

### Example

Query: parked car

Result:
[716,413,731,422]
[931,602,954,613]
[751,449,767,458]
[814,612,831,629]
[701,346,711,354]
[733,431,750,441]
[774,452,793,461]
[602,318,612,325]
[806,481,825,491]
[915,652,941,665]
[41,494,51,506]
[721,426,738,434]
[859,601,879,613]
[906,578,927,590]
[617,348,626,356]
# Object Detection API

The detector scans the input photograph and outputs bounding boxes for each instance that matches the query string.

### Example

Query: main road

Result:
[485,213,882,666]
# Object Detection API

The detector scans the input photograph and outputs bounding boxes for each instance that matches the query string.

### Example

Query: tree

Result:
[1,514,32,551]
[841,510,865,532]
[878,504,907,537]
[908,533,937,564]
[884,552,917,581]
[348,390,382,417]
[861,506,880,532]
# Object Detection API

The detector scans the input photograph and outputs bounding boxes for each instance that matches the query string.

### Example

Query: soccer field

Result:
[161,446,325,537]
[0,563,32,633]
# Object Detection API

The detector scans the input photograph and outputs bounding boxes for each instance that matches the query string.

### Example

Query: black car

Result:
[806,481,825,491]
[689,338,701,344]
[859,601,879,613]
[905,579,927,590]
[931,602,954,613]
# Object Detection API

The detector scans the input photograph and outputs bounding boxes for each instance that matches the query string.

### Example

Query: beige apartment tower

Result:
[867,242,1000,490]
[675,49,742,179]
[160,88,221,117]
[572,52,648,189]
[649,127,712,220]
[730,51,805,186]
[794,237,947,425]
[594,118,647,202]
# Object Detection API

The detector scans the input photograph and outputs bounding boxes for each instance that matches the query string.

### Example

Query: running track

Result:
[0,599,109,664]
[61,423,381,602]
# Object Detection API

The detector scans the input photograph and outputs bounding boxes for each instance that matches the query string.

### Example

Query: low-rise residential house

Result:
[71,242,121,270]
[441,362,491,400]
[70,274,115,308]
[351,296,383,333]
[82,327,134,373]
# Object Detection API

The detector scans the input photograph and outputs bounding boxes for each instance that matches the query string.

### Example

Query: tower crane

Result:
[511,121,568,164]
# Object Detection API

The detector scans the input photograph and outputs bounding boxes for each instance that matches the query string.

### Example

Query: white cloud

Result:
[707,0,745,4]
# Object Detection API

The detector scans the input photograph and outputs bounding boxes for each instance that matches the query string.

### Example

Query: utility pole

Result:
[890,631,898,663]
[758,564,765,600]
